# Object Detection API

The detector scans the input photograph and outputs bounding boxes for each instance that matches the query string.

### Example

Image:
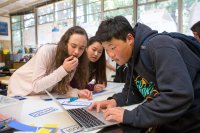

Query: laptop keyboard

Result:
[67,108,105,128]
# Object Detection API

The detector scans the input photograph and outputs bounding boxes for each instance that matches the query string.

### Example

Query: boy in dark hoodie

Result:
[89,16,200,133]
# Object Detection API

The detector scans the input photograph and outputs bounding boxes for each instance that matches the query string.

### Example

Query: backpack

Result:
[143,32,200,58]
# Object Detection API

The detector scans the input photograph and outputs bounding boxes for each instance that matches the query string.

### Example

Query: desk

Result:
[0,76,10,85]
[0,71,14,76]
[13,62,26,69]
[7,82,142,133]
[0,76,10,95]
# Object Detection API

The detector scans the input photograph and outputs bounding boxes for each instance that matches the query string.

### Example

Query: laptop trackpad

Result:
[84,107,118,125]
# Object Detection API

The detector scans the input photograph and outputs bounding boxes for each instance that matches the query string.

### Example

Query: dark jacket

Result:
[112,23,200,132]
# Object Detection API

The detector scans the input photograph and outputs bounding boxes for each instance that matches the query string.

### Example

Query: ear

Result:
[126,33,134,46]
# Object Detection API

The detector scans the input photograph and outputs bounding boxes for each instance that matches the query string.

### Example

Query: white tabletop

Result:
[10,82,139,133]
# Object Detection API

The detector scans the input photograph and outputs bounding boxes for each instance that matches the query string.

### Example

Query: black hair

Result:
[88,36,107,86]
[95,15,135,42]
[191,21,200,38]
[88,36,102,47]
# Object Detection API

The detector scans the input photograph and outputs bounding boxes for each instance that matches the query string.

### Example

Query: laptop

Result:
[44,90,118,132]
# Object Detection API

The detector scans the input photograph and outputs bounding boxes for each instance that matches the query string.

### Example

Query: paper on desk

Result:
[28,112,80,133]
[92,89,113,97]
[58,99,92,107]
[8,120,37,131]
[29,107,58,117]
[40,94,66,101]
[8,120,56,133]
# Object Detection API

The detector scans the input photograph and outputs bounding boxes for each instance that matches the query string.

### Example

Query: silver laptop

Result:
[44,90,118,132]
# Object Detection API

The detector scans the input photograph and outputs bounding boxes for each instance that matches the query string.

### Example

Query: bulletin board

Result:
[0,22,8,36]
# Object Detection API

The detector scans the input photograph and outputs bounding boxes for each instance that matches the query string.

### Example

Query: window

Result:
[37,1,74,45]
[104,0,133,10]
[23,13,36,51]
[10,0,200,54]
[12,30,22,52]
[12,22,21,31]
[24,13,35,28]
[55,1,73,22]
[182,0,200,35]
[138,0,158,4]
[11,16,22,54]
[104,0,134,26]
[38,4,54,25]
[76,0,101,36]
[137,0,178,33]
[55,0,74,29]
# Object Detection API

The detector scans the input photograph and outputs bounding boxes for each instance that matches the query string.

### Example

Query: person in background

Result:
[71,36,107,92]
[106,60,116,73]
[106,55,116,81]
[89,16,200,132]
[113,63,128,83]
[8,26,92,100]
[191,21,200,42]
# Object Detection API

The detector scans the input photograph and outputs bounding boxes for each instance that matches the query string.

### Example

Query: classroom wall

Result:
[0,16,11,66]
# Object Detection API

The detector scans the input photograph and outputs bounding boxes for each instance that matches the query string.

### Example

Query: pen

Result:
[69,97,78,103]
[43,97,66,101]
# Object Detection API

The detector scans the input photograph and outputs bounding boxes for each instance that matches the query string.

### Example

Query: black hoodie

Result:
[112,23,200,132]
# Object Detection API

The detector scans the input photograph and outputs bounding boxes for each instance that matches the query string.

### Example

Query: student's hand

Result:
[94,83,106,92]
[0,114,11,120]
[78,89,93,100]
[104,107,124,123]
[88,99,117,112]
[62,56,78,73]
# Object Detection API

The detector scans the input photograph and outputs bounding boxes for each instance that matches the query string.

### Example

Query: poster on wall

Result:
[0,22,8,36]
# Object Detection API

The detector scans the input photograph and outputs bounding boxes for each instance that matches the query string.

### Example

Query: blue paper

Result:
[8,120,56,132]
[8,120,37,131]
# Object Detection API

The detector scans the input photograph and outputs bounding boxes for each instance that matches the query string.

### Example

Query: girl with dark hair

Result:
[86,36,107,92]
[8,26,92,100]
[71,36,107,92]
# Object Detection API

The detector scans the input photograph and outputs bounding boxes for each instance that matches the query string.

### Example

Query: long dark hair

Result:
[54,26,89,94]
[88,36,107,86]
